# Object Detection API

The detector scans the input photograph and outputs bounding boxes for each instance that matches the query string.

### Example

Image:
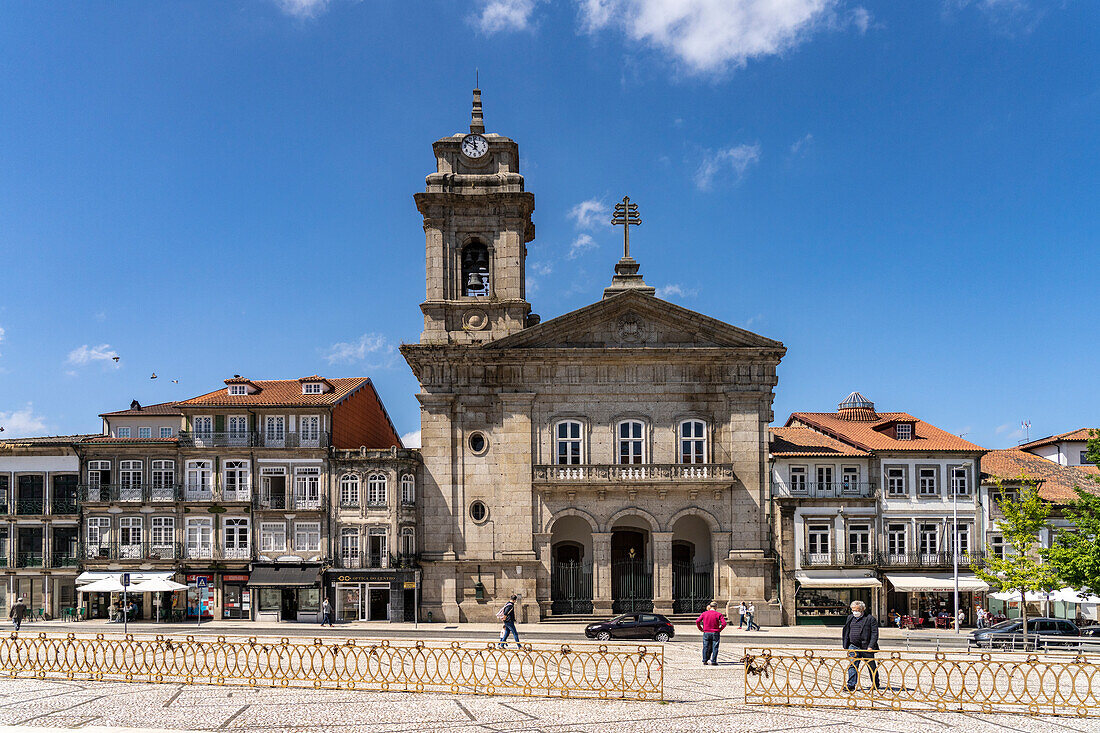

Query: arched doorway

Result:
[611,518,653,613]
[672,515,713,614]
[550,516,593,614]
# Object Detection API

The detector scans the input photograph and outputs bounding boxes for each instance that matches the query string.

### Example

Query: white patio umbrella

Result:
[128,578,187,592]
[78,578,126,593]
[1049,588,1100,604]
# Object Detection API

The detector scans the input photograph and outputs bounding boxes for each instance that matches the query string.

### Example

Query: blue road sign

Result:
[196,577,208,588]
[121,573,131,587]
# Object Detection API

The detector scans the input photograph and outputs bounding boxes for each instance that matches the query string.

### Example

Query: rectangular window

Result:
[886,468,906,496]
[85,517,111,557]
[807,523,831,556]
[303,382,322,394]
[118,460,142,501]
[887,524,907,556]
[816,466,833,491]
[295,522,321,551]
[555,421,583,465]
[223,460,250,501]
[368,529,388,568]
[789,466,807,493]
[617,421,645,464]
[295,467,321,509]
[951,466,969,495]
[119,517,143,558]
[117,427,131,438]
[401,528,416,556]
[919,523,939,555]
[193,416,213,434]
[848,524,871,556]
[841,466,859,492]
[185,461,213,499]
[299,415,321,447]
[260,523,287,552]
[264,416,286,446]
[896,423,913,440]
[151,517,175,548]
[160,426,173,438]
[340,530,360,567]
[227,415,249,444]
[223,517,250,559]
[679,420,706,464]
[185,519,213,559]
[919,468,937,496]
[138,427,151,439]
[228,385,247,395]
[948,523,970,555]
[1082,451,1095,465]
[990,534,1005,559]
[401,475,415,504]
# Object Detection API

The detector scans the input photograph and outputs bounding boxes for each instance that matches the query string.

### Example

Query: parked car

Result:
[1078,626,1100,638]
[585,613,674,642]
[970,617,1080,648]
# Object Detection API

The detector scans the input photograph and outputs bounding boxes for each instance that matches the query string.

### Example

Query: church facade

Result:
[401,91,787,624]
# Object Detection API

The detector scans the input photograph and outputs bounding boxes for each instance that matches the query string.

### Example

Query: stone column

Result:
[533,532,552,617]
[592,532,612,615]
[652,531,674,615]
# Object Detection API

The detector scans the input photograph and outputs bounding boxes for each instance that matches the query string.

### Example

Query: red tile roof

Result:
[769,427,870,457]
[99,402,182,417]
[1020,428,1098,450]
[176,377,369,408]
[787,412,985,453]
[982,448,1100,503]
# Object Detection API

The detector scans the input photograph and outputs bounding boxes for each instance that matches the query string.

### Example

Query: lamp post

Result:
[953,462,972,634]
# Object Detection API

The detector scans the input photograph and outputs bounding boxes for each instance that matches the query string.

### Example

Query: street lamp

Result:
[953,462,972,634]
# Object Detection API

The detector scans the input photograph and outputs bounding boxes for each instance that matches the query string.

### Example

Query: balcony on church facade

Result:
[532,463,736,484]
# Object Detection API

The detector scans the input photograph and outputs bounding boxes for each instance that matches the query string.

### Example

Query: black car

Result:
[970,617,1079,648]
[585,613,674,642]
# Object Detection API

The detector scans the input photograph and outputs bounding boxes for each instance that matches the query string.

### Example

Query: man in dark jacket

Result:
[841,600,881,691]
[9,597,26,631]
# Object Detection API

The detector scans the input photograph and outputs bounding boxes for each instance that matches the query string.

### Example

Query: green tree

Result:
[974,482,1055,634]
[1044,430,1100,598]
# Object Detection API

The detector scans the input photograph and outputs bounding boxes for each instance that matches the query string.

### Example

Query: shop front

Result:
[185,574,215,619]
[794,569,881,625]
[76,571,179,620]
[249,563,323,622]
[325,569,418,623]
[221,573,251,620]
[884,572,989,627]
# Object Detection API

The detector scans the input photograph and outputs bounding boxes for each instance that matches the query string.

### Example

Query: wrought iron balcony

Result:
[50,552,80,568]
[800,550,880,568]
[16,552,44,567]
[179,431,330,449]
[800,550,987,569]
[51,498,79,515]
[785,481,877,499]
[252,494,326,511]
[83,542,182,561]
[79,484,180,503]
[332,552,419,570]
[14,498,45,515]
[532,463,736,483]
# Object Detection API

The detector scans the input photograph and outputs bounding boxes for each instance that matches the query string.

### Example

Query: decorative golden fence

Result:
[743,646,1100,717]
[0,633,662,701]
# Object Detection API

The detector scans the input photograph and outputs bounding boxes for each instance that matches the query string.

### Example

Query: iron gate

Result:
[612,559,653,613]
[550,561,593,614]
[672,561,713,614]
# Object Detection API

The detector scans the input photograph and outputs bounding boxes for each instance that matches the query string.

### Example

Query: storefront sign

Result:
[329,571,404,583]
[222,574,250,582]
[403,581,417,589]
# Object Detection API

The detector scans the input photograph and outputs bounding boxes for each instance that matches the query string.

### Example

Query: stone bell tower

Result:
[414,89,536,345]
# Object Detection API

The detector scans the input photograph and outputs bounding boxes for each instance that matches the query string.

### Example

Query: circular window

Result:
[470,500,488,523]
[468,431,488,455]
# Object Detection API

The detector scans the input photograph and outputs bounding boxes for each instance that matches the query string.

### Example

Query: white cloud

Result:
[475,0,541,33]
[568,233,598,259]
[0,403,48,437]
[273,0,331,18]
[849,6,871,33]
[568,198,609,230]
[790,133,814,155]
[655,284,697,299]
[400,430,422,449]
[576,0,841,75]
[66,344,120,368]
[695,143,761,190]
[526,261,554,294]
[322,333,395,367]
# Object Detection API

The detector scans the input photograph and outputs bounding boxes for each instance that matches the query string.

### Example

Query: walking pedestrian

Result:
[737,601,747,630]
[497,594,521,649]
[842,600,882,691]
[321,597,334,627]
[695,602,727,665]
[745,602,760,631]
[9,596,26,632]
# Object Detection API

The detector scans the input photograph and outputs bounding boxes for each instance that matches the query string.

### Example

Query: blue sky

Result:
[0,1,1096,449]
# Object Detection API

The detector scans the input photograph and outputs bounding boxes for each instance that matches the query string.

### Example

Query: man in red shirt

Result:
[695,601,727,665]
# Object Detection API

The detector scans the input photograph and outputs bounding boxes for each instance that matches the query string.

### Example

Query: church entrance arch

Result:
[672,514,714,614]
[610,518,653,613]
[550,515,593,615]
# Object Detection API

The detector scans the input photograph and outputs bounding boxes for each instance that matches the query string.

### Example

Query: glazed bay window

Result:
[119,516,143,559]
[807,523,831,562]
[366,473,387,507]
[848,523,871,558]
[294,467,321,509]
[919,468,937,496]
[150,460,175,501]
[222,517,250,559]
[85,517,110,558]
[222,460,250,501]
[617,420,645,465]
[295,522,321,552]
[401,474,415,505]
[886,523,907,559]
[260,522,286,553]
[679,420,706,464]
[119,460,142,501]
[185,460,213,500]
[555,421,583,465]
[340,474,360,507]
[340,528,360,568]
[185,518,213,559]
[789,466,807,494]
[886,468,906,497]
[951,466,970,495]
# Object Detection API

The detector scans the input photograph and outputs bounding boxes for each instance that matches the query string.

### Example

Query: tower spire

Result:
[470,83,485,134]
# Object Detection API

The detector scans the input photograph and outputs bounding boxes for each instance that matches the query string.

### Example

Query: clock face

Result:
[461,134,489,159]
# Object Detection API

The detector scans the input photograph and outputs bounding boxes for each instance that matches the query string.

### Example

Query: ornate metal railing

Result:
[0,633,663,701]
[799,550,986,569]
[80,484,180,503]
[784,481,876,498]
[533,463,736,483]
[14,498,45,515]
[51,498,79,514]
[252,494,326,511]
[743,646,1100,716]
[83,542,182,561]
[16,552,44,568]
[50,553,80,568]
[800,551,880,568]
[179,431,330,448]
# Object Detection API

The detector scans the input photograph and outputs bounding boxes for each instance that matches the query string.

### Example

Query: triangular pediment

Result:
[484,291,783,350]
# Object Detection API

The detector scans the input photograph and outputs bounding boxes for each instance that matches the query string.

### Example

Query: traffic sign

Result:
[196,577,209,588]
[121,573,131,587]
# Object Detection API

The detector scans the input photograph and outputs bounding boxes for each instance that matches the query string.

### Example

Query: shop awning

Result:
[248,564,322,587]
[884,573,990,593]
[76,571,175,587]
[796,569,882,588]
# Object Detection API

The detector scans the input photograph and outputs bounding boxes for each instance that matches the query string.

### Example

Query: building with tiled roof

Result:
[1019,428,1098,469]
[770,392,987,627]
[982,448,1099,504]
